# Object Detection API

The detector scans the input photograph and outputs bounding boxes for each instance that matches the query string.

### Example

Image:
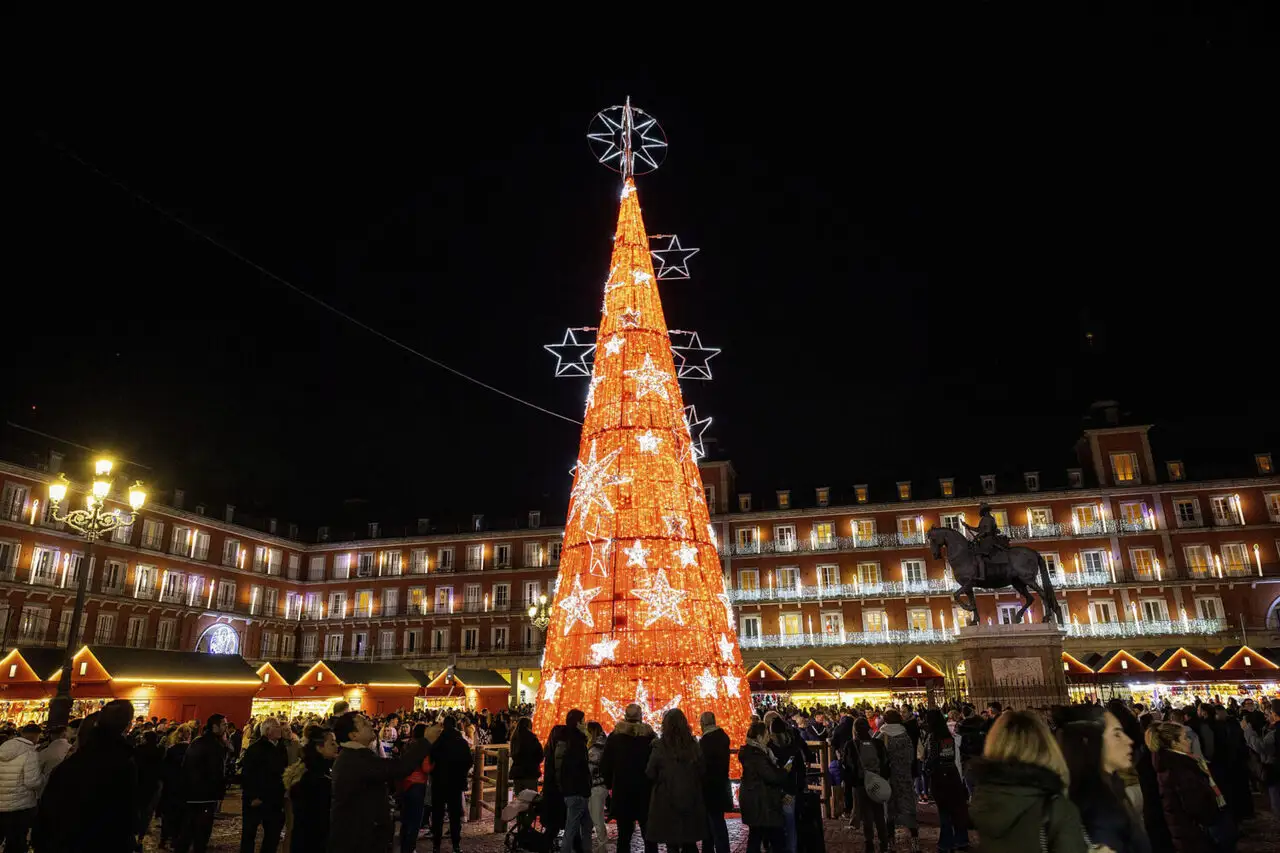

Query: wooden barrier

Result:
[804,740,833,819]
[469,744,511,832]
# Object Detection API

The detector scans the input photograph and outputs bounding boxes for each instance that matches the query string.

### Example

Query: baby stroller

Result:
[502,790,551,853]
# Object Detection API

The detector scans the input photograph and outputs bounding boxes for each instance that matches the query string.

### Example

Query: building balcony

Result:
[740,628,955,649]
[729,570,1117,604]
[1066,618,1226,639]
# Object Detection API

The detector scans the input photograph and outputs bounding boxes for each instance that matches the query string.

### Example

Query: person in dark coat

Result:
[1057,706,1151,853]
[541,724,570,851]
[738,721,787,853]
[490,715,508,746]
[176,714,229,853]
[429,716,473,853]
[922,709,969,853]
[32,699,138,853]
[1136,715,1174,853]
[767,716,805,853]
[1146,722,1235,853]
[698,711,732,853]
[134,730,165,842]
[327,712,432,853]
[508,718,543,796]
[601,704,657,853]
[555,710,593,853]
[158,725,193,849]
[1211,706,1252,823]
[240,719,289,853]
[645,708,705,853]
[284,726,338,853]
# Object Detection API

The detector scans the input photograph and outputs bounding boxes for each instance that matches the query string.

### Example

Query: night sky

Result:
[9,26,1275,534]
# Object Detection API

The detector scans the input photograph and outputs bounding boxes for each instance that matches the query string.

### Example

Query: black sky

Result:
[7,19,1276,533]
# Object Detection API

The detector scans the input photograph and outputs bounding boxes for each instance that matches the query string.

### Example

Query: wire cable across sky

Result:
[37,133,585,427]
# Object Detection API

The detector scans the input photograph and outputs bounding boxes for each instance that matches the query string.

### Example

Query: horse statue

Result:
[926,526,1061,624]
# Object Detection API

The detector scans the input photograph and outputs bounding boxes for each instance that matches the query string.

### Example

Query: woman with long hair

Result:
[877,709,919,852]
[645,708,706,853]
[284,724,339,853]
[968,710,1089,853]
[844,716,889,853]
[586,721,608,853]
[923,708,969,853]
[1056,706,1151,853]
[1146,722,1235,853]
[739,721,788,853]
[768,716,806,853]
[158,723,194,848]
[509,717,544,796]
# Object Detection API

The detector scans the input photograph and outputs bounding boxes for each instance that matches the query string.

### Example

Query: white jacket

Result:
[37,738,71,797]
[0,737,43,812]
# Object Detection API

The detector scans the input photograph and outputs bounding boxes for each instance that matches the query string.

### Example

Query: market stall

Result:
[417,668,512,713]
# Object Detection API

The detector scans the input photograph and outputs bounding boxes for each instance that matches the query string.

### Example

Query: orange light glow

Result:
[532,179,752,742]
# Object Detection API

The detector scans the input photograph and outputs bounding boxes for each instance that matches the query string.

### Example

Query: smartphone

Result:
[784,757,794,770]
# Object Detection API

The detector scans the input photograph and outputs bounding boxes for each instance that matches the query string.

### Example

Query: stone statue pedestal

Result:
[957,621,1069,709]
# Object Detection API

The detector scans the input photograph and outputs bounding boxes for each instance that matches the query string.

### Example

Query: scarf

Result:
[1192,753,1227,808]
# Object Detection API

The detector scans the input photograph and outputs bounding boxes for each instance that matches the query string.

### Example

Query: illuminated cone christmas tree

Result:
[532,177,752,740]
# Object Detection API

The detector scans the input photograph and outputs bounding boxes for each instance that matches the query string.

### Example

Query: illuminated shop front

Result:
[1065,646,1280,706]
[417,668,513,713]
[747,656,946,709]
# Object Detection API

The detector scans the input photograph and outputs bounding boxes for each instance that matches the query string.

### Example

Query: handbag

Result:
[858,742,891,804]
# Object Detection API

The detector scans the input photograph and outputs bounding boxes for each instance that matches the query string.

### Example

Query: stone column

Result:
[509,667,520,707]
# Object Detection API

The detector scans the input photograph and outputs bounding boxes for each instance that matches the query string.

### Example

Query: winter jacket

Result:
[842,737,888,789]
[955,715,987,767]
[182,732,227,802]
[699,726,733,813]
[0,736,43,812]
[645,737,706,845]
[509,727,544,780]
[430,729,473,796]
[1136,745,1174,853]
[923,732,967,816]
[1151,748,1226,853]
[738,740,786,828]
[1072,771,1152,853]
[158,741,189,811]
[287,760,332,853]
[553,726,592,798]
[36,738,71,795]
[967,759,1088,853]
[587,732,607,789]
[240,736,289,807]
[328,738,431,853]
[601,720,656,820]
[878,723,918,829]
[32,734,137,853]
[767,728,806,796]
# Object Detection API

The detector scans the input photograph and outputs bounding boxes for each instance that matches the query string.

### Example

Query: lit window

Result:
[1110,452,1140,485]
[939,479,954,497]
[897,482,911,501]
[854,485,868,504]
[1167,461,1185,481]
[739,494,752,512]
[1257,453,1274,475]
[815,487,830,508]
[1024,472,1040,492]
[776,490,790,510]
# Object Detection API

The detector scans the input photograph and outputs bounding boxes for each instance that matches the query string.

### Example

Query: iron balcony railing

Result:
[729,571,1116,603]
[1066,618,1227,639]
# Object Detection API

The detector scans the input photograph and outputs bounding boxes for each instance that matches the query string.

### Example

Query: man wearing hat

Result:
[962,503,1003,584]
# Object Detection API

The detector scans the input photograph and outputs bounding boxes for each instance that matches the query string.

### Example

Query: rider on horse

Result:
[963,503,1007,583]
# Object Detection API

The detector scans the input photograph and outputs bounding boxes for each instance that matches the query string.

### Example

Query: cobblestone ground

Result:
[142,795,1280,852]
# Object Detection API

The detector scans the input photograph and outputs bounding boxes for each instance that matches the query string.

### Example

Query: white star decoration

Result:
[543,674,562,701]
[696,668,720,698]
[619,307,642,328]
[623,539,650,569]
[587,527,614,578]
[603,334,625,356]
[718,633,735,663]
[663,515,689,537]
[590,637,620,664]
[721,675,741,697]
[623,353,671,401]
[632,270,653,285]
[585,375,604,412]
[631,567,688,628]
[707,524,719,548]
[716,591,734,630]
[567,440,631,530]
[621,184,636,200]
[558,574,602,635]
[600,680,682,733]
[636,430,662,454]
[674,543,699,567]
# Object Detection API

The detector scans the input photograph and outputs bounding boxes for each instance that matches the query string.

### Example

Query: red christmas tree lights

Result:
[532,179,752,741]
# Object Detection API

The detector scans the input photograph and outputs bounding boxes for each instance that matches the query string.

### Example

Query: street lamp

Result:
[527,593,551,631]
[45,458,146,726]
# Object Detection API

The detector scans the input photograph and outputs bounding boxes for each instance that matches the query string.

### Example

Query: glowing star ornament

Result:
[721,674,741,697]
[649,234,701,280]
[558,574,603,635]
[636,430,662,454]
[669,330,721,381]
[601,680,682,733]
[585,375,604,412]
[624,353,671,401]
[543,674,562,701]
[619,307,642,328]
[718,633,735,663]
[674,543,698,567]
[663,515,689,537]
[545,329,597,378]
[682,405,713,461]
[603,334,625,356]
[567,440,631,530]
[631,567,688,628]
[696,668,720,698]
[632,270,653,285]
[623,539,650,569]
[716,591,734,630]
[587,527,614,579]
[590,637,620,664]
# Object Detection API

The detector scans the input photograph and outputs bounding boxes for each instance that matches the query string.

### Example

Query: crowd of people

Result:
[0,692,1276,853]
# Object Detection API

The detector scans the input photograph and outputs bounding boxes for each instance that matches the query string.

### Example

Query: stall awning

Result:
[318,660,420,687]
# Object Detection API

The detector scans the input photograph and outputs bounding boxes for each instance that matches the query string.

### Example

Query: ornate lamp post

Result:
[45,459,146,726]
[527,593,552,632]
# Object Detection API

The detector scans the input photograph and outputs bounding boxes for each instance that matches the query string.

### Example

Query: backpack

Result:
[844,740,890,804]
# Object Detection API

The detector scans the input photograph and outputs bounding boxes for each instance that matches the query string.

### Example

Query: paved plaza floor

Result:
[142,795,1280,852]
